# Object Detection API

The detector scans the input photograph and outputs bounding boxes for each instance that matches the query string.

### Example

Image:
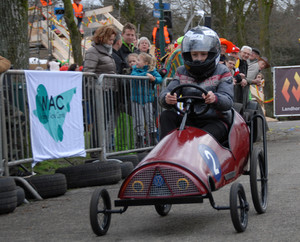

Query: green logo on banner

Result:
[33,84,77,142]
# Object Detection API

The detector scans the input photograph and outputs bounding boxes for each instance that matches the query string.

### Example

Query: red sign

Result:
[274,66,300,116]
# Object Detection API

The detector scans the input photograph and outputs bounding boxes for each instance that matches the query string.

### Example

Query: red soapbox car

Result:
[89,84,268,235]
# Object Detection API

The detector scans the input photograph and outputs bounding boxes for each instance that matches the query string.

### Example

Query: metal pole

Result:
[46,0,52,60]
[159,0,165,57]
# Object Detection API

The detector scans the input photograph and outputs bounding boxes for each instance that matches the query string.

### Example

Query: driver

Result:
[159,26,234,143]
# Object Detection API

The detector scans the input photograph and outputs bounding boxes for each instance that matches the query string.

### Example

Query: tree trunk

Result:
[0,0,29,69]
[62,0,83,65]
[210,0,227,36]
[258,0,274,117]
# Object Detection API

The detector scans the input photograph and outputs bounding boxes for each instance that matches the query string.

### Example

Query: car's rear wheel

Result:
[90,188,111,236]
[230,182,249,232]
[250,146,268,214]
[154,204,172,216]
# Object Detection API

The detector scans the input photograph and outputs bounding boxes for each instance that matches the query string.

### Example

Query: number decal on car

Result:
[198,144,221,182]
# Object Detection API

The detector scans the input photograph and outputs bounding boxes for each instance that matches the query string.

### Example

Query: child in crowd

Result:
[68,63,80,71]
[130,52,162,146]
[254,72,264,91]
[123,53,138,75]
[225,56,236,76]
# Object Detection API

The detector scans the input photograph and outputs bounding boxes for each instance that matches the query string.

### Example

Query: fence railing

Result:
[96,74,164,161]
[0,71,164,176]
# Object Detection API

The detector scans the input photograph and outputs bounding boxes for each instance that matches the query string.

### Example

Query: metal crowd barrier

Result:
[0,71,164,175]
[96,74,164,161]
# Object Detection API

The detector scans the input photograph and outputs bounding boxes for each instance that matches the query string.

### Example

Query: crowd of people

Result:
[2,10,271,148]
[220,38,270,108]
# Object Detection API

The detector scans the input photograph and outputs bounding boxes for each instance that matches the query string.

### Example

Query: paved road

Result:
[1,120,300,241]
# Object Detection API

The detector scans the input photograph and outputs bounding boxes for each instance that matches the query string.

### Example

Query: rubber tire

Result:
[56,162,122,189]
[230,183,249,233]
[250,146,268,214]
[109,161,134,179]
[0,177,16,192]
[0,177,17,214]
[137,152,149,163]
[107,154,140,167]
[16,186,25,206]
[90,188,111,236]
[155,204,172,216]
[25,173,67,199]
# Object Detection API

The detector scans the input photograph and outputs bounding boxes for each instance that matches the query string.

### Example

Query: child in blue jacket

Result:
[131,53,162,146]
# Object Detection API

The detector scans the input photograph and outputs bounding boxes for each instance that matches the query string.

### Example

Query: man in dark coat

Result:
[117,23,139,68]
[233,45,251,108]
[112,32,126,74]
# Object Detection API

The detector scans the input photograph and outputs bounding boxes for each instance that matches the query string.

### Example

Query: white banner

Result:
[25,71,86,166]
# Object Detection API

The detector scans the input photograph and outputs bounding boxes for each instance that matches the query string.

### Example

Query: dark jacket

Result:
[131,65,162,104]
[234,57,249,106]
[112,48,126,74]
[117,41,138,68]
[159,64,233,124]
[83,43,116,76]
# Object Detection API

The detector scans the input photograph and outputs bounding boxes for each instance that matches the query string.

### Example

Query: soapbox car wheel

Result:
[155,204,172,216]
[170,84,209,115]
[230,183,249,232]
[250,146,268,214]
[90,188,111,236]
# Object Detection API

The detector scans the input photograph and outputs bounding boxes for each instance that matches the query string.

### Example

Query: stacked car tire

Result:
[0,177,18,214]
[0,156,141,214]
[55,162,122,189]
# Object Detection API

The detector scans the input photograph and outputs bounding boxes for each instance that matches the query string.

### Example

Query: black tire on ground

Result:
[108,161,134,179]
[230,183,249,233]
[0,177,16,192]
[136,152,149,163]
[90,188,111,236]
[119,162,134,179]
[16,186,25,206]
[56,162,122,189]
[0,177,17,214]
[107,154,140,167]
[155,204,172,216]
[25,173,67,199]
[250,146,268,214]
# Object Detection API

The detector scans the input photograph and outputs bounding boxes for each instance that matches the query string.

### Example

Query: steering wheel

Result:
[170,84,210,115]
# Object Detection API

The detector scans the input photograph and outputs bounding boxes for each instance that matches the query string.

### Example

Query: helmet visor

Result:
[182,29,220,54]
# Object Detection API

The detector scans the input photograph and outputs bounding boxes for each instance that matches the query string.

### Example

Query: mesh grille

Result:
[123,165,199,198]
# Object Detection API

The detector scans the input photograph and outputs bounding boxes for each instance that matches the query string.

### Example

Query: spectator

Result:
[40,0,52,6]
[84,24,117,76]
[247,56,270,87]
[123,53,138,75]
[72,0,84,30]
[234,45,252,107]
[133,34,138,48]
[60,63,69,71]
[117,23,138,67]
[137,37,151,54]
[112,32,125,74]
[68,63,80,71]
[83,24,118,157]
[152,20,172,68]
[225,56,236,76]
[131,53,162,146]
[0,56,11,73]
[229,45,240,59]
[219,38,234,64]
[248,47,260,66]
